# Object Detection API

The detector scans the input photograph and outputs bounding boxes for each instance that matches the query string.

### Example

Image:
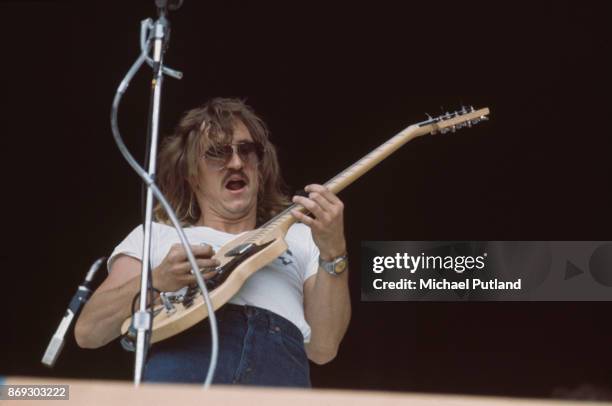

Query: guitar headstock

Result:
[417,106,490,135]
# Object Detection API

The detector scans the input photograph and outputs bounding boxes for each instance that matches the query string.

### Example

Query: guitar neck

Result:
[264,123,427,233]
[323,124,428,194]
[262,107,489,234]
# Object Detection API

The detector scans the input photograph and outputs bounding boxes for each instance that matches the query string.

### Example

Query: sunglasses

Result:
[202,141,264,170]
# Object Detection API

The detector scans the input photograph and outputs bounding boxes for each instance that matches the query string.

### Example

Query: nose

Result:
[225,146,244,170]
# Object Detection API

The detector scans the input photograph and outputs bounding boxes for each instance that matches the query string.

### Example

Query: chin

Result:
[224,200,255,217]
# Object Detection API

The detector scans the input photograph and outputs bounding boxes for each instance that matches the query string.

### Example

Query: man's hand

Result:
[152,243,220,292]
[291,184,346,260]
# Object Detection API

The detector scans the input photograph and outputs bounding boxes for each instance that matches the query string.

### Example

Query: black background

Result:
[2,0,612,399]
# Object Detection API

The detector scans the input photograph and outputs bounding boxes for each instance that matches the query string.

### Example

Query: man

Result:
[75,98,351,387]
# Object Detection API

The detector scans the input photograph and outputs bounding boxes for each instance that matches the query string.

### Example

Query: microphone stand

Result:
[111,0,217,387]
[132,1,175,386]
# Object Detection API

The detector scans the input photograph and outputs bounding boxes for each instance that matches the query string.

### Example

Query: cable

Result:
[110,31,218,389]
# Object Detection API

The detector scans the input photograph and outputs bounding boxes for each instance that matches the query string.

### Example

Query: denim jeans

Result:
[143,304,311,387]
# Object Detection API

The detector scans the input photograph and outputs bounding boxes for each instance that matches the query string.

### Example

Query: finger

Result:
[305,184,343,207]
[184,269,219,285]
[172,258,220,274]
[195,268,220,280]
[291,208,317,227]
[196,258,220,270]
[169,244,215,262]
[307,191,334,213]
[201,269,219,280]
[194,243,215,256]
[170,262,193,274]
[292,195,328,221]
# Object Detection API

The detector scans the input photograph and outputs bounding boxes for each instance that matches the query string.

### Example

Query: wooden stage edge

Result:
[5,376,609,405]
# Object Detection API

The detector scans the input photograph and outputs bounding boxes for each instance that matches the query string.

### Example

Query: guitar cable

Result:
[109,23,219,389]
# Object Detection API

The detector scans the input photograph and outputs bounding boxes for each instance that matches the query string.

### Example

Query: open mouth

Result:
[224,177,247,192]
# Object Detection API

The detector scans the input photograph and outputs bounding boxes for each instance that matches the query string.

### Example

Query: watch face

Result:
[335,259,348,274]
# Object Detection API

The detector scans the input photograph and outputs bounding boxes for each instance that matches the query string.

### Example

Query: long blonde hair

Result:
[154,98,290,226]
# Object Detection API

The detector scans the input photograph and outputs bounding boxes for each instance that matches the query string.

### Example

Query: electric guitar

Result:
[121,106,490,344]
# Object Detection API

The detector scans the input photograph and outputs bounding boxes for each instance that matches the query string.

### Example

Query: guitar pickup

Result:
[225,239,277,258]
[226,243,256,257]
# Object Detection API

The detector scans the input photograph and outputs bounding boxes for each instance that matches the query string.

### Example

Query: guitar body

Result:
[121,223,291,344]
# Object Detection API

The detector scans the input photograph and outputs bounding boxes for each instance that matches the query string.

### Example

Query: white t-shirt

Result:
[108,222,320,342]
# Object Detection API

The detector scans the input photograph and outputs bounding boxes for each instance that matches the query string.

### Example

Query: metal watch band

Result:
[318,254,349,276]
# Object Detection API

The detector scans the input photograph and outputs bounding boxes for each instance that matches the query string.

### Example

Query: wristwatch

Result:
[319,254,349,276]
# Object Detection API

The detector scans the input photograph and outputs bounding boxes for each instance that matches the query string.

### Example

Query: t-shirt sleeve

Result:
[107,225,144,273]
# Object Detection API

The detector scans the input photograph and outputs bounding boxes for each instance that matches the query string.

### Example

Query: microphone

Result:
[155,0,183,11]
[41,257,106,368]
